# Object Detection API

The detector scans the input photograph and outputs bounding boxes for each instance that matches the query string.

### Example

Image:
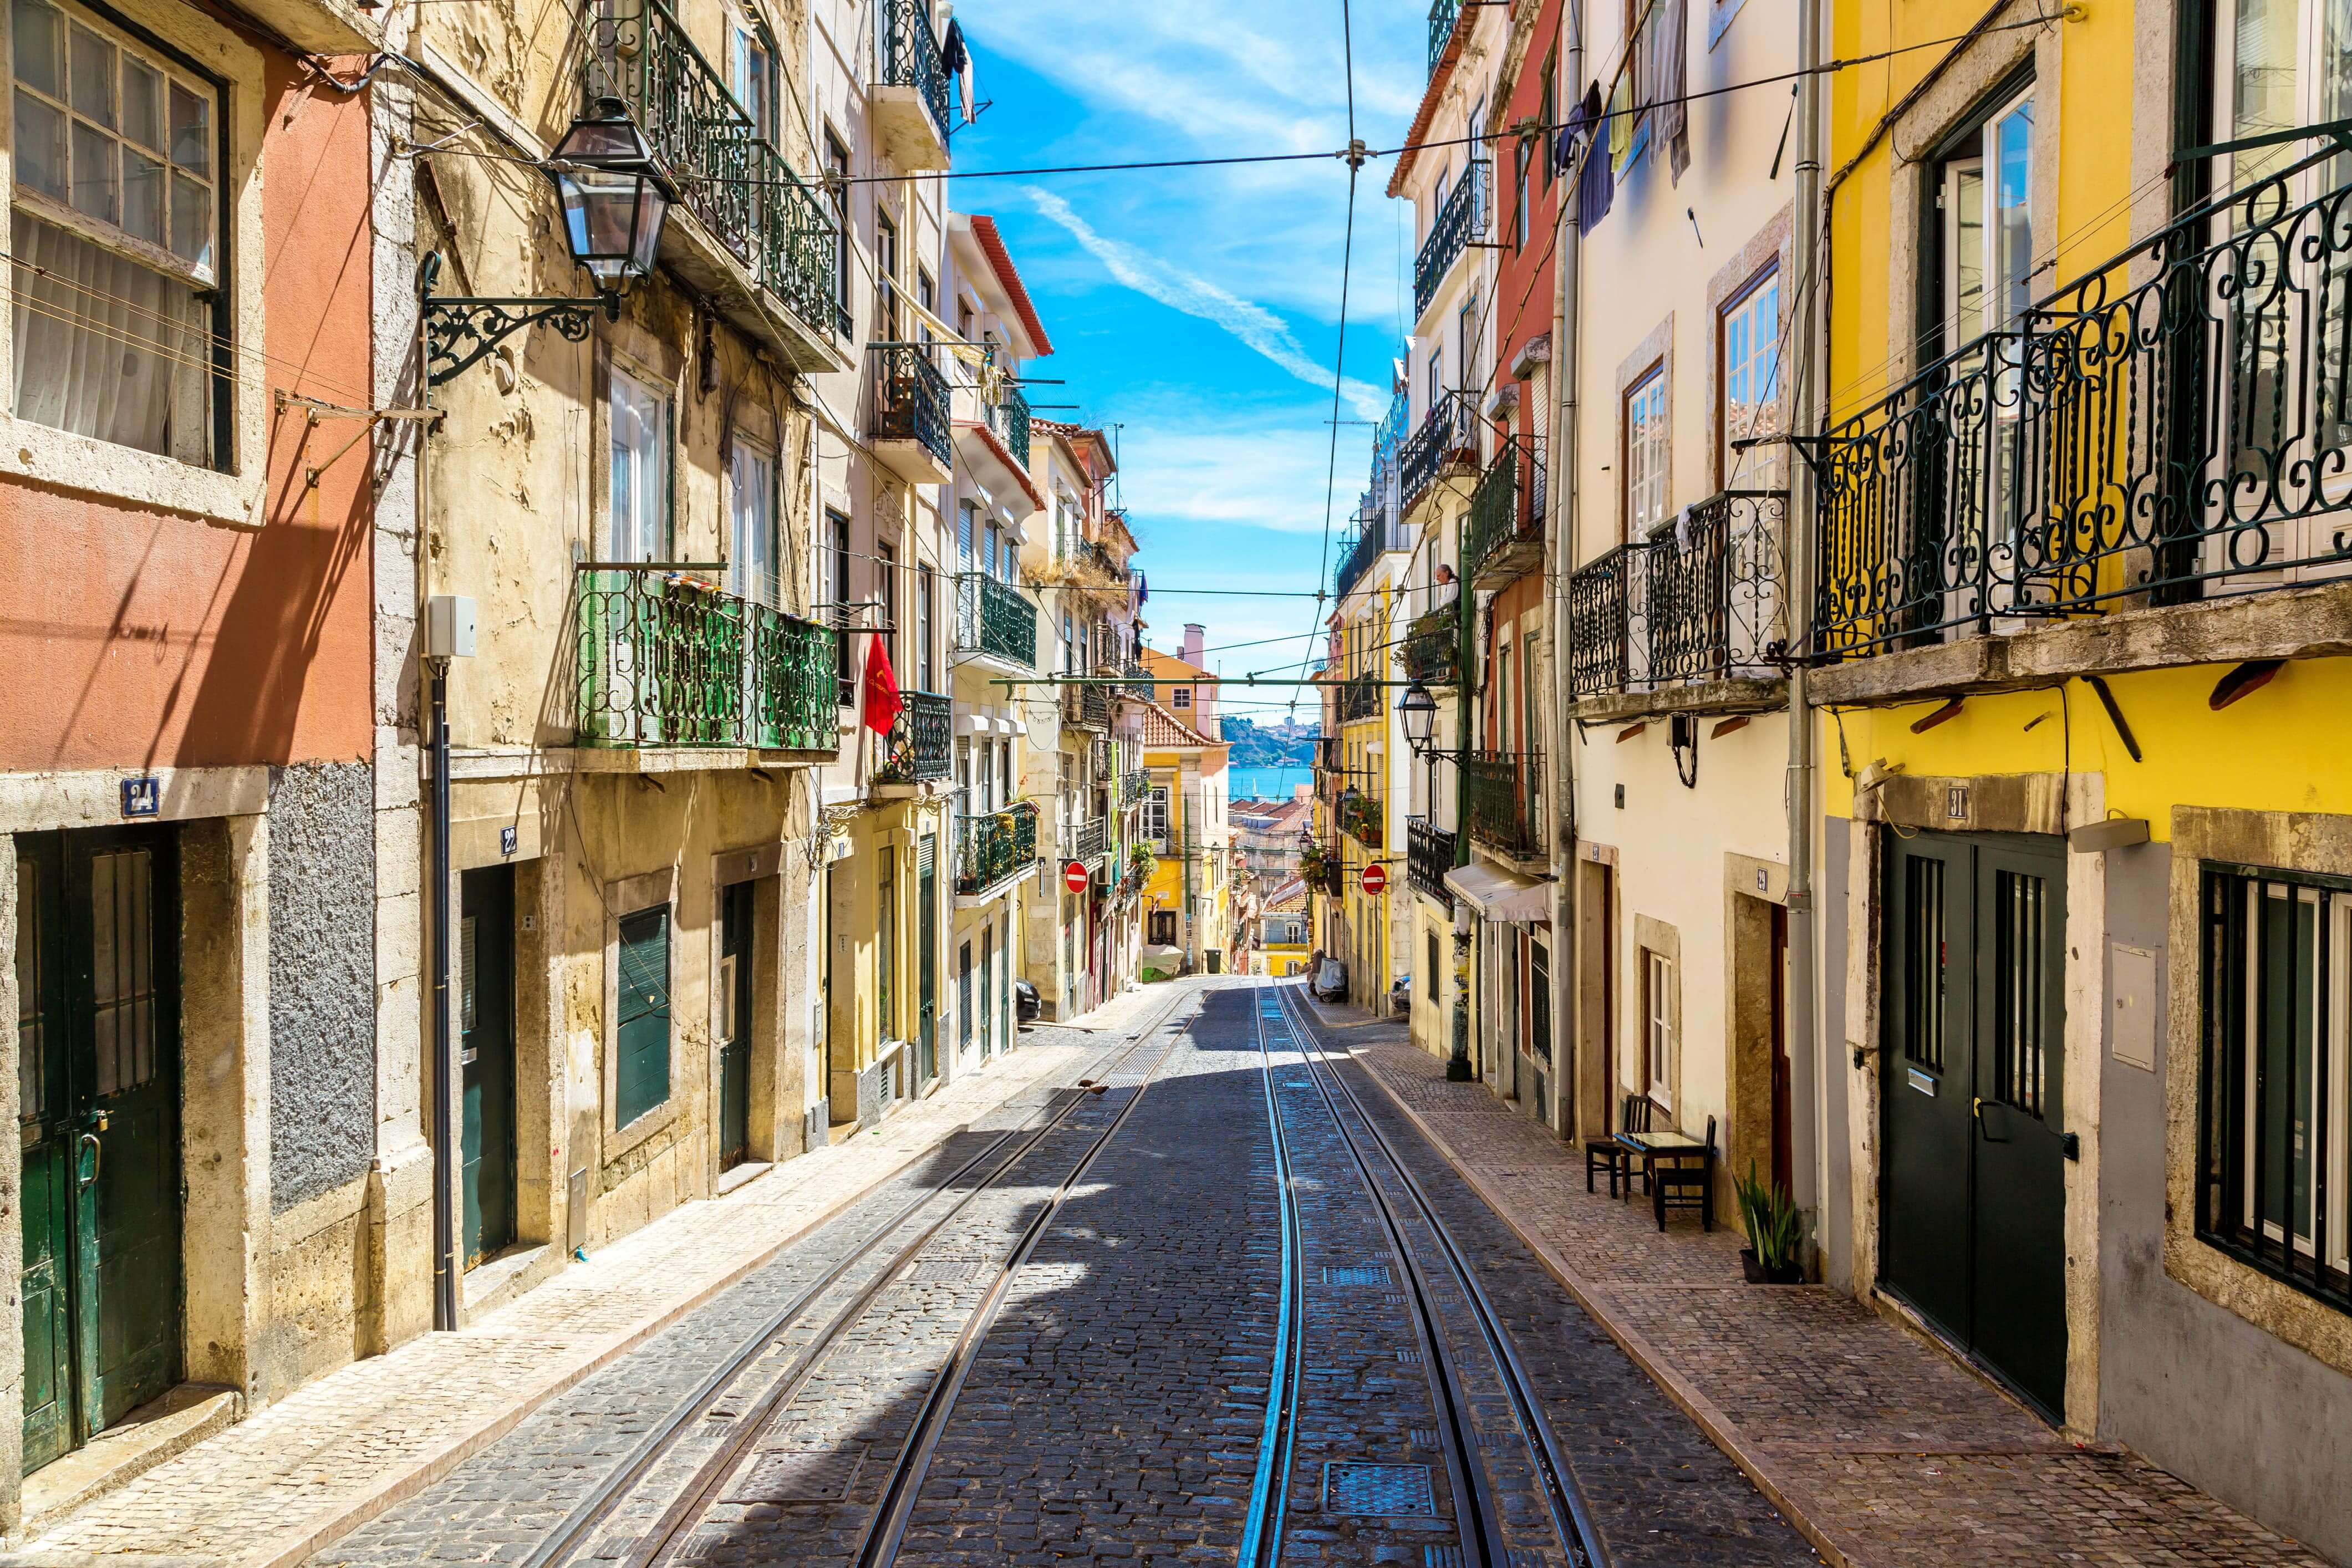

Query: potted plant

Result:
[1734,1162,1805,1284]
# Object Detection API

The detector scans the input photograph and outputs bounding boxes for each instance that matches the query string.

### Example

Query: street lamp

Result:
[1396,679,1437,756]
[421,98,677,385]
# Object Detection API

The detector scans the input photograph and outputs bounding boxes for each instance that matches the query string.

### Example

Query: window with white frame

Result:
[1145,785,1170,849]
[1623,363,1668,539]
[2198,864,2352,1311]
[610,367,669,561]
[727,10,772,141]
[1643,949,1674,1111]
[729,440,775,605]
[11,0,220,463]
[1718,263,1782,490]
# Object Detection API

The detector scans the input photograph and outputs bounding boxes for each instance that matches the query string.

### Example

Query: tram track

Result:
[1247,979,1610,1568]
[512,983,1205,1568]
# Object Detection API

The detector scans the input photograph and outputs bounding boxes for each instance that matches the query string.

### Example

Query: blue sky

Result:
[950,2,1425,721]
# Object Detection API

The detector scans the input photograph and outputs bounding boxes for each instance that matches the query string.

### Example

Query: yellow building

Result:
[1138,637,1234,975]
[1813,0,2352,1549]
[1257,877,1311,977]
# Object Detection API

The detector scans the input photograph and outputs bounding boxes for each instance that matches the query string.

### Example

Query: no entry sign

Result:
[1360,862,1388,896]
[1064,860,1091,894]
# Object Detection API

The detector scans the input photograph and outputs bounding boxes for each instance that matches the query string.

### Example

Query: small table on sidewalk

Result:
[1617,1127,1714,1232]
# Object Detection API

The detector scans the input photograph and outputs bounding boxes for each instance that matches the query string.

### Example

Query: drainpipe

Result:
[1786,0,1827,1249]
[418,257,460,1333]
[1547,5,1584,1139]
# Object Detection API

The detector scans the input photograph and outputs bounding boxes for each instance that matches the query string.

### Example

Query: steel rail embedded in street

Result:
[1236,988,1309,1568]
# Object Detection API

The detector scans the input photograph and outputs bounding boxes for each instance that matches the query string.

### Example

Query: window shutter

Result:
[615,907,672,1127]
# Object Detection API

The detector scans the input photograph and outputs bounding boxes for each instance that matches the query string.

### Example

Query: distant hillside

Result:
[1223,716,1317,769]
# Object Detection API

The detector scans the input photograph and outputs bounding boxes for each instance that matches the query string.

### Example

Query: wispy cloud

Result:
[1024,187,1389,421]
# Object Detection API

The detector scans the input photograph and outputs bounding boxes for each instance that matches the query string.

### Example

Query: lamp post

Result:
[419,98,675,1332]
[1398,678,1475,1081]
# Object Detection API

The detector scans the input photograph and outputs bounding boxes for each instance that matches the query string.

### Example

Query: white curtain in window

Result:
[610,368,668,561]
[12,211,204,460]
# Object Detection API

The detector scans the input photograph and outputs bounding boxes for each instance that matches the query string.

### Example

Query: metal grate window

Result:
[1902,857,1946,1071]
[2199,863,2352,1314]
[1992,869,2048,1117]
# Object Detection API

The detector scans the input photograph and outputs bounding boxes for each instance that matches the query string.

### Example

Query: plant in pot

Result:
[1734,1162,1805,1284]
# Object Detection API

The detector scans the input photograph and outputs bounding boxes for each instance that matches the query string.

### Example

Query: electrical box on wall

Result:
[425,595,477,659]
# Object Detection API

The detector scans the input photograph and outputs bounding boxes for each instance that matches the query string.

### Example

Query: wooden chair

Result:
[1583,1094,1652,1198]
[1651,1115,1717,1233]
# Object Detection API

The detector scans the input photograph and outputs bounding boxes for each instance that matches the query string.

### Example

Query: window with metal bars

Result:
[2199,863,2352,1313]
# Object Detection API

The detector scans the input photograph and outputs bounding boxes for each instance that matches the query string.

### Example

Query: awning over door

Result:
[1443,861,1552,924]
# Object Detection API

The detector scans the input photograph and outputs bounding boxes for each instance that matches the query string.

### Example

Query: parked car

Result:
[1311,957,1347,1002]
[1389,973,1411,1017]
[1013,979,1041,1024]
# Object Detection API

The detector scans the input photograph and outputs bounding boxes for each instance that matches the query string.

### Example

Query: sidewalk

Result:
[6,1022,1148,1567]
[1298,996,2328,1568]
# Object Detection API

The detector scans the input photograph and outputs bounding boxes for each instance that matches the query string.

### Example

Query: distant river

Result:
[1229,765,1313,802]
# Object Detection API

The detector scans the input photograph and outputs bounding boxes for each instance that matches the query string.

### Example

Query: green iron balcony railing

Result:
[1463,750,1543,860]
[1122,769,1149,805]
[1465,436,1547,587]
[1414,159,1487,320]
[1065,814,1108,866]
[955,798,1038,898]
[956,572,1037,668]
[576,566,839,751]
[1340,674,1381,723]
[1123,661,1155,699]
[1815,151,2352,661]
[1427,0,1461,72]
[1399,390,1479,508]
[1407,817,1455,910]
[878,0,951,144]
[874,688,952,783]
[987,377,1031,467]
[1063,680,1112,731]
[873,342,953,469]
[1399,603,1460,686]
[582,0,836,340]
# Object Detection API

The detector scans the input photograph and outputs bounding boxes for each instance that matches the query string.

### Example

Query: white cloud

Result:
[1025,188,1389,421]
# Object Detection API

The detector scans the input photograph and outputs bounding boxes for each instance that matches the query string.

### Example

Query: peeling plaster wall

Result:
[268,761,379,1211]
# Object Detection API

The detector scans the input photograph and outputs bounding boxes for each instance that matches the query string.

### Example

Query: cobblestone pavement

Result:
[3,995,1190,1568]
[1300,993,2330,1568]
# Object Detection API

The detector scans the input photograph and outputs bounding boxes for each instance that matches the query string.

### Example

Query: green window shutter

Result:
[615,907,671,1128]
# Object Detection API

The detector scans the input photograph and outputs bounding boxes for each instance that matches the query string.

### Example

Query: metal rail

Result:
[525,984,1203,1568]
[1236,989,1308,1567]
[1271,981,1610,1568]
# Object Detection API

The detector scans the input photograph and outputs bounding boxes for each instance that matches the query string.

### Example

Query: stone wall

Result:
[267,761,378,1211]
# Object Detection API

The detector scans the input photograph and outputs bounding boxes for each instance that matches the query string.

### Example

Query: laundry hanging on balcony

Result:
[1647,0,1690,184]
[1556,83,1614,235]
[941,16,975,124]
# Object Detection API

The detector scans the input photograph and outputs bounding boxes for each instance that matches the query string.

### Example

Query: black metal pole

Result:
[430,661,459,1331]
[1448,517,1474,1082]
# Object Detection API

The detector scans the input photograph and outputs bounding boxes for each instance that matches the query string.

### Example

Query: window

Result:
[1622,363,1668,539]
[2199,864,2352,1310]
[610,366,669,561]
[917,267,935,342]
[614,906,671,1127]
[1935,88,2034,355]
[1428,348,1444,414]
[877,849,896,1038]
[1718,263,1783,490]
[1146,785,1170,849]
[1427,931,1440,1008]
[917,563,934,690]
[1540,48,1558,190]
[877,538,899,682]
[1457,292,1479,396]
[824,129,851,330]
[11,0,221,463]
[1172,684,1191,709]
[1643,949,1674,1110]
[1513,134,1531,250]
[729,440,775,606]
[1149,910,1177,945]
[727,13,772,140]
[828,510,853,705]
[875,209,899,341]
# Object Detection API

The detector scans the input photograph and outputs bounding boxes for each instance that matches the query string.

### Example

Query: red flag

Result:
[861,632,905,734]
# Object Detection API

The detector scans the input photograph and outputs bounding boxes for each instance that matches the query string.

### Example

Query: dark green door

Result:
[1881,831,2068,1421]
[460,867,516,1266]
[615,907,672,1128]
[717,881,752,1169]
[17,827,183,1474]
[918,841,936,1085]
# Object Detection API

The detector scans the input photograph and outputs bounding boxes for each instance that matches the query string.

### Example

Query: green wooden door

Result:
[615,907,671,1129]
[17,827,183,1473]
[917,843,936,1085]
[460,867,517,1266]
[717,882,751,1169]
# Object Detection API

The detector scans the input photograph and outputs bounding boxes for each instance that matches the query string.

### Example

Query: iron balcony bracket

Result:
[424,294,620,386]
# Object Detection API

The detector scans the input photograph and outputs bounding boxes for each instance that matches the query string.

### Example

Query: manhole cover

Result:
[906,1258,985,1285]
[1322,1265,1392,1287]
[726,1445,867,1503]
[1324,1462,1437,1516]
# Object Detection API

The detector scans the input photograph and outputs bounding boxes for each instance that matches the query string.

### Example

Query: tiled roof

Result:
[1139,702,1217,749]
[968,215,1053,356]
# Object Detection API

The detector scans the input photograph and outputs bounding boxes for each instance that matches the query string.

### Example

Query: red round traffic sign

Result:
[1360,862,1388,896]
[1064,861,1090,894]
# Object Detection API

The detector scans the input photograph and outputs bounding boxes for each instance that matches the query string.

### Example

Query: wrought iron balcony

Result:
[956,799,1038,898]
[1816,160,2352,661]
[1065,814,1109,866]
[874,688,952,783]
[878,0,950,143]
[1340,674,1381,723]
[581,0,836,345]
[1399,391,1479,510]
[1414,160,1488,321]
[1335,498,1393,603]
[1568,492,1788,698]
[1427,0,1460,71]
[1121,769,1149,805]
[1123,662,1155,699]
[1399,603,1460,686]
[873,342,953,472]
[1463,751,1542,861]
[1062,681,1112,732]
[1408,816,1456,909]
[1567,544,1639,697]
[987,378,1031,467]
[1340,791,1383,849]
[576,567,839,751]
[955,572,1037,668]
[1465,437,1546,588]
